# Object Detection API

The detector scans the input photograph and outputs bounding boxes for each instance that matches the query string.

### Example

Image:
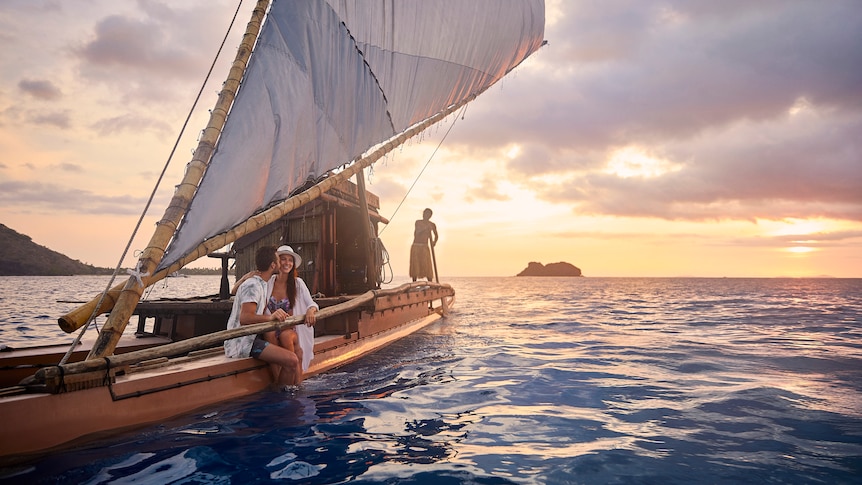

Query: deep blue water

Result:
[1,276,861,484]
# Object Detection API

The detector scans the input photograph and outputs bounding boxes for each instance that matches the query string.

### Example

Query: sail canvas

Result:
[159,0,545,271]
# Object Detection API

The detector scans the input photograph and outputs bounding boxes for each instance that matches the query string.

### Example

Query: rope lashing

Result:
[126,262,150,288]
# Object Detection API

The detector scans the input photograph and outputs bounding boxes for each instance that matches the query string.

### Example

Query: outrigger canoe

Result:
[0,0,543,461]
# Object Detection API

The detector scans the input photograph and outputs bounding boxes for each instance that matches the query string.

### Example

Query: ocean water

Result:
[1,275,861,484]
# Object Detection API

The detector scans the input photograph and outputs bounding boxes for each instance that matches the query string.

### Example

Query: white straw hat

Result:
[276,245,302,268]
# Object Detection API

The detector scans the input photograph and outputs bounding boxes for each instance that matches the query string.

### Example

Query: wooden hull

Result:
[0,353,271,460]
[0,336,172,389]
[0,285,454,461]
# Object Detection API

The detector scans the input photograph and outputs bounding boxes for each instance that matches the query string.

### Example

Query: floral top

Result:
[267,296,292,314]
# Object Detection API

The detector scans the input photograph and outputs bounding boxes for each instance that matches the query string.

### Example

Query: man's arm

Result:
[231,271,258,295]
[239,301,287,325]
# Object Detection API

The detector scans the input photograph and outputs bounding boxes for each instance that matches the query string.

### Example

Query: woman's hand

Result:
[305,307,317,326]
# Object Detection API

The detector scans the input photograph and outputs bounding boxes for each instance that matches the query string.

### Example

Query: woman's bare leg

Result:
[258,342,299,386]
[277,329,303,385]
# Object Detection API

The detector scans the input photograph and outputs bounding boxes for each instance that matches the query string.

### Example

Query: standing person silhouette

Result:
[409,208,438,282]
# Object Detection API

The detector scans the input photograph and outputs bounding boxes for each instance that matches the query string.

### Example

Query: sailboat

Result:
[0,0,545,459]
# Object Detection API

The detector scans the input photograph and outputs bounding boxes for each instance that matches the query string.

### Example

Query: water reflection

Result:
[2,277,860,484]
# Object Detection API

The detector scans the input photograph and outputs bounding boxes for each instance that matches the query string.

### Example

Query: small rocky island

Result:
[516,261,582,277]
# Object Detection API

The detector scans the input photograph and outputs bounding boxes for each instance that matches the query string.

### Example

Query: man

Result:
[224,246,301,387]
[409,208,438,282]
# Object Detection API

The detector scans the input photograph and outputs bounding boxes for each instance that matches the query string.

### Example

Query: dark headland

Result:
[0,223,113,276]
[0,224,225,276]
[516,261,582,277]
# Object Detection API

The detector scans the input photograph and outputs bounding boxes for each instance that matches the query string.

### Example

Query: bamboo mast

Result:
[83,0,272,359]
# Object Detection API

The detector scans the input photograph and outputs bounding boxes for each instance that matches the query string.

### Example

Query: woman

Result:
[267,245,318,380]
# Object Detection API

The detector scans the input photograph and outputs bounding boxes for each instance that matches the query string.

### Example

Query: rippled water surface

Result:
[1,276,861,484]
[0,275,223,346]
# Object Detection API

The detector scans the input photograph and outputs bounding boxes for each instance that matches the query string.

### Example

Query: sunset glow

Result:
[0,1,859,278]
[604,147,681,179]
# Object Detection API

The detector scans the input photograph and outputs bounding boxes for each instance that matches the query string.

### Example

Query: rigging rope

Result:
[378,104,467,235]
[371,237,393,285]
[60,0,247,365]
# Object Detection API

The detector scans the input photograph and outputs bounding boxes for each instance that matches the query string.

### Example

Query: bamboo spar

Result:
[141,91,481,277]
[81,0,272,359]
[60,91,481,334]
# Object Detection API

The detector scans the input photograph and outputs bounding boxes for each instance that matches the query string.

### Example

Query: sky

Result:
[1,0,860,278]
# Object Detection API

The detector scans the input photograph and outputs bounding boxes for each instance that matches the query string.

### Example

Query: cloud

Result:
[90,114,173,136]
[534,108,862,221]
[53,163,84,173]
[0,180,148,215]
[18,79,62,100]
[730,229,862,249]
[0,0,61,12]
[72,1,245,103]
[76,15,190,76]
[772,230,862,246]
[28,110,71,129]
[365,176,406,201]
[467,176,510,202]
[552,226,862,251]
[448,0,862,223]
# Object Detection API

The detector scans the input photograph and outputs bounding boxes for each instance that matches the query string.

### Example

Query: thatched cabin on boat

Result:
[232,178,389,297]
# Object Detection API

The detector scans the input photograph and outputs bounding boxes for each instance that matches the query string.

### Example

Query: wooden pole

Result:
[208,252,234,300]
[355,169,378,289]
[84,0,272,359]
[430,241,439,284]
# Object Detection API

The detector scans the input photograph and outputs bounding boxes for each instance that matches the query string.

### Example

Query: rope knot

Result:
[126,262,150,288]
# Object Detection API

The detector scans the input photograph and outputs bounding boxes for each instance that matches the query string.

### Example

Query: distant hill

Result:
[0,223,113,276]
[516,261,583,277]
[175,267,223,276]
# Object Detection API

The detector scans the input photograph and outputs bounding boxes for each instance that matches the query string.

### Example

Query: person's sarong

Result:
[409,243,434,281]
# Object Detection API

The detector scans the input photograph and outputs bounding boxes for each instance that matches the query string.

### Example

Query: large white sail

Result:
[158,0,545,271]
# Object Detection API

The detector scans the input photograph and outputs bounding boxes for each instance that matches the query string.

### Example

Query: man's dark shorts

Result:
[250,334,269,358]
